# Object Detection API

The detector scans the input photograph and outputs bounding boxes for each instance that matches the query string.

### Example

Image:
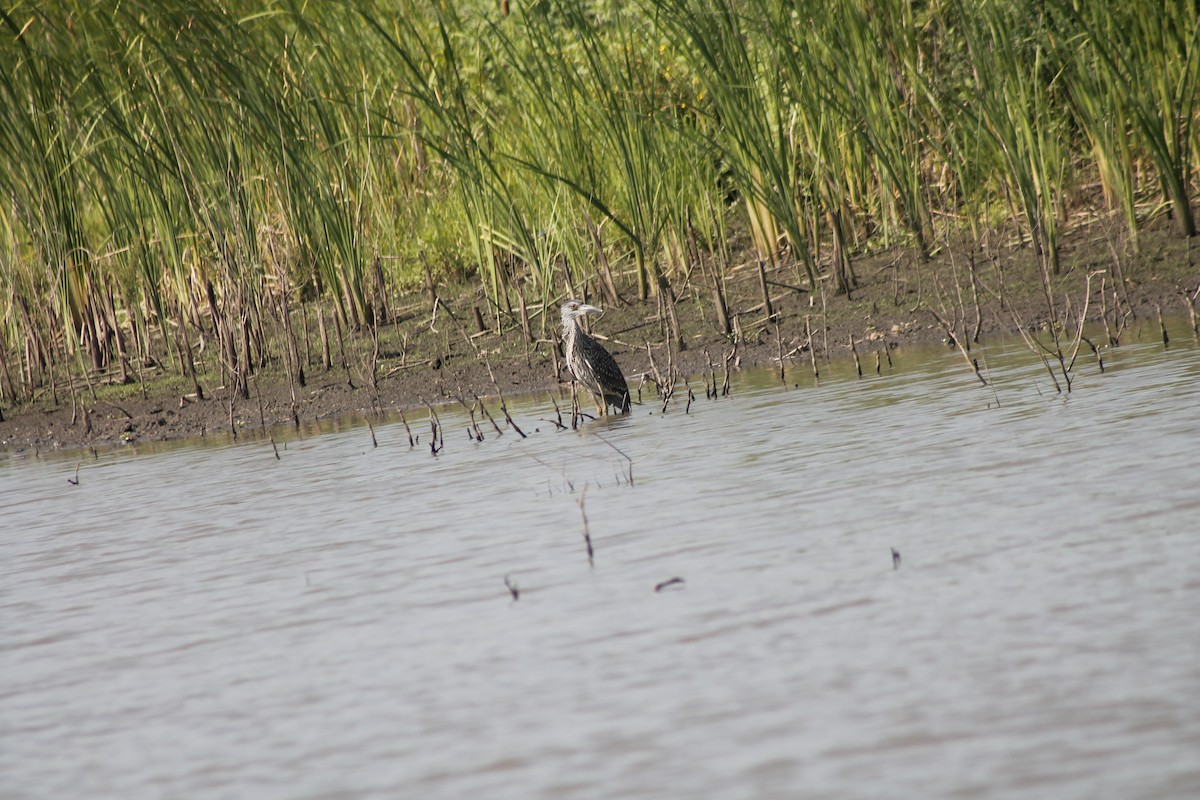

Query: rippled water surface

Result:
[3,332,1198,799]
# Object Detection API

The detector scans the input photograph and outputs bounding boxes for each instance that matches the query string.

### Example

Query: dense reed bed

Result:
[1,0,1196,412]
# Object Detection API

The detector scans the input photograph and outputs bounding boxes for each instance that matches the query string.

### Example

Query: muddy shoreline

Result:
[3,224,1197,455]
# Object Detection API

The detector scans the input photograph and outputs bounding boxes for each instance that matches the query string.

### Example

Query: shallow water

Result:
[2,330,1199,799]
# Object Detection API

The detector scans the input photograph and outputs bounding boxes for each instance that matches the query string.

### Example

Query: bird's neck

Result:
[562,317,581,346]
[563,317,589,364]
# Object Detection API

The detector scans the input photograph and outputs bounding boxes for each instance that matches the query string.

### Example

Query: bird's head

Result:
[560,299,603,322]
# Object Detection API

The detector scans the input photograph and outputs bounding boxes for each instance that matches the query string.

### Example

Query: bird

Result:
[560,299,631,415]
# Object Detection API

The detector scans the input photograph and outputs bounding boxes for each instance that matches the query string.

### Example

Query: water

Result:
[3,333,1198,799]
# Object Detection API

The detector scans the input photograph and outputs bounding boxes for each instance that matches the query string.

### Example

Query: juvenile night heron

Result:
[560,299,631,415]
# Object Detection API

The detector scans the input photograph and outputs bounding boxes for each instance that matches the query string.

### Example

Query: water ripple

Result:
[2,338,1198,799]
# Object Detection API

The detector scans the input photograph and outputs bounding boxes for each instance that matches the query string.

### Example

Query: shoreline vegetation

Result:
[2,1,1198,452]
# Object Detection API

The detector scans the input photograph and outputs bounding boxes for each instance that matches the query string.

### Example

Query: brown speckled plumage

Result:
[560,300,631,415]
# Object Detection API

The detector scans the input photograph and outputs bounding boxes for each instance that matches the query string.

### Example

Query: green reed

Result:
[652,0,818,287]
[956,0,1068,276]
[0,0,1195,409]
[1053,0,1199,239]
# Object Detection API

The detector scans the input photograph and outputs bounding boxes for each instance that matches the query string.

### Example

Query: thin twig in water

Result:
[927,307,986,386]
[423,400,443,454]
[1006,305,1065,393]
[1066,271,1102,372]
[447,391,484,441]
[1186,282,1200,343]
[1100,275,1116,346]
[253,375,280,459]
[484,355,526,437]
[722,344,736,396]
[655,577,685,592]
[978,351,1001,408]
[775,324,786,387]
[643,340,678,412]
[578,486,594,567]
[504,575,520,601]
[474,394,505,438]
[592,432,633,486]
[398,408,415,447]
[546,393,567,430]
[703,349,717,398]
[805,316,819,382]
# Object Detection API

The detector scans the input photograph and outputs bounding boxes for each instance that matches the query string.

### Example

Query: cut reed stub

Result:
[504,575,519,601]
[891,548,902,570]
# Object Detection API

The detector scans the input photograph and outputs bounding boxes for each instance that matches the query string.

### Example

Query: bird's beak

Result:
[578,304,603,316]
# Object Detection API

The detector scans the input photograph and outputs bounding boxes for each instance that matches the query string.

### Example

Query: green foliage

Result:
[956,0,1069,274]
[0,0,1195,401]
[1052,0,1199,239]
